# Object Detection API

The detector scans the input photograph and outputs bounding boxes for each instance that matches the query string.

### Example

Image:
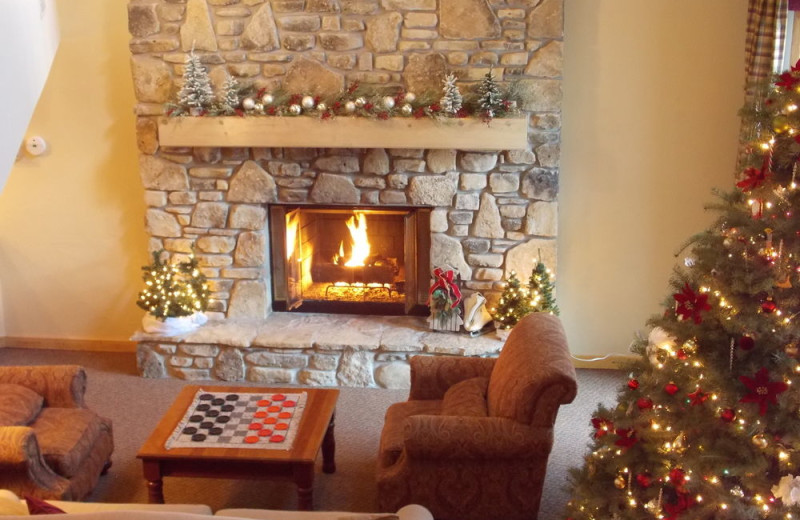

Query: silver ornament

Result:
[316,102,327,112]
[242,97,256,111]
[684,257,695,268]
[254,103,264,112]
[261,93,274,105]
[404,92,416,104]
[401,103,413,116]
[301,96,315,110]
[383,96,396,110]
[289,104,302,115]
[344,101,356,113]
[355,97,366,108]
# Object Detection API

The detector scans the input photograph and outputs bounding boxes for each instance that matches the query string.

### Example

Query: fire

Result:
[334,212,371,267]
[285,211,299,260]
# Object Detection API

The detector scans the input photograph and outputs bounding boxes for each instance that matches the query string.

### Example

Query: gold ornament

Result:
[289,104,302,115]
[752,433,768,449]
[614,475,626,489]
[773,115,790,133]
[786,341,800,358]
[344,101,356,113]
[401,103,413,116]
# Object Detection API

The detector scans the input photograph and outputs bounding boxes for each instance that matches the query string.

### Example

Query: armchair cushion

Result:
[379,400,441,469]
[441,377,488,417]
[0,385,43,426]
[31,409,112,479]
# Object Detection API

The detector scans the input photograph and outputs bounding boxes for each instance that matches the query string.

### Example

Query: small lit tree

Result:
[491,271,532,330]
[137,251,209,320]
[530,260,560,315]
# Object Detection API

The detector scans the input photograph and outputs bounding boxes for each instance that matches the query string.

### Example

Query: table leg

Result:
[294,463,315,511]
[142,460,165,504]
[322,411,336,474]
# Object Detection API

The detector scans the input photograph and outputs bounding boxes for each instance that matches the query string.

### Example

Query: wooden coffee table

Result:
[136,385,339,510]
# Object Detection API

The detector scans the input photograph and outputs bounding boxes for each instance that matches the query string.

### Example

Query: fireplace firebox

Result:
[269,205,431,315]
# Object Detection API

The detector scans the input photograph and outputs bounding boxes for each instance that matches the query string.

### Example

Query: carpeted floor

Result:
[0,347,624,519]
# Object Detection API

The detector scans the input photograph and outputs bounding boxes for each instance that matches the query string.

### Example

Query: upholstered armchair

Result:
[377,313,578,520]
[0,365,113,500]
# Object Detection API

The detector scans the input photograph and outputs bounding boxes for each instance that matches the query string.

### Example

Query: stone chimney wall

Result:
[128,0,563,319]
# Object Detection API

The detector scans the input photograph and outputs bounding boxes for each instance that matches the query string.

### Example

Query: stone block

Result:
[489,173,520,193]
[528,0,563,39]
[440,0,500,38]
[130,56,172,103]
[404,53,447,95]
[228,280,268,319]
[310,173,360,204]
[468,253,503,267]
[460,173,488,191]
[241,3,279,50]
[471,192,504,238]
[455,193,480,211]
[499,204,527,218]
[474,267,503,281]
[129,4,160,38]
[431,233,472,278]
[320,33,364,51]
[394,159,426,173]
[314,156,360,173]
[425,149,456,174]
[248,367,295,384]
[216,19,244,36]
[459,152,498,172]
[469,52,499,65]
[387,174,408,189]
[328,54,356,69]
[354,177,386,189]
[246,352,308,369]
[308,0,341,12]
[402,28,438,40]
[381,0,436,10]
[408,172,458,206]
[146,209,182,237]
[337,350,374,387]
[282,34,316,51]
[363,149,390,175]
[517,79,562,112]
[310,354,340,371]
[405,12,437,27]
[375,55,404,71]
[502,217,522,231]
[227,161,277,203]
[180,0,218,51]
[145,191,168,208]
[234,232,266,266]
[191,202,229,228]
[229,205,267,230]
[137,346,166,378]
[505,237,556,280]
[462,238,491,254]
[284,57,344,98]
[526,40,562,78]
[375,363,410,389]
[525,201,558,237]
[278,14,321,31]
[214,348,245,381]
[298,369,337,386]
[197,236,236,253]
[521,168,558,201]
[501,52,529,66]
[171,367,211,381]
[366,12,402,52]
[430,208,448,233]
[447,52,468,65]
[180,344,220,357]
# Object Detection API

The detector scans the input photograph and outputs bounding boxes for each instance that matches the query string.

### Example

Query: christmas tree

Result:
[478,67,503,119]
[178,50,214,114]
[137,251,209,320]
[564,63,800,519]
[530,261,560,315]
[491,271,532,330]
[440,72,462,115]
[218,74,241,115]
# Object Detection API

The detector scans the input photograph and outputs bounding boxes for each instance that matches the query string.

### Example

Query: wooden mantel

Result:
[157,116,529,150]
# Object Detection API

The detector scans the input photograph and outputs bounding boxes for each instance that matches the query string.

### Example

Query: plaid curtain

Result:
[744,0,788,103]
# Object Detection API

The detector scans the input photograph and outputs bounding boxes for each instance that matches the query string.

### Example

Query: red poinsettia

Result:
[739,367,788,416]
[736,166,770,192]
[688,387,708,406]
[591,417,614,438]
[776,71,800,90]
[673,282,711,324]
[614,427,638,448]
[663,492,695,520]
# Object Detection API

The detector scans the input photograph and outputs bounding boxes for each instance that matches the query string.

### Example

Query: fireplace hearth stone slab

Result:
[133,313,503,388]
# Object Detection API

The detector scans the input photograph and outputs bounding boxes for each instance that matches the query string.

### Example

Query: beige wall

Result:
[0,0,145,341]
[560,0,747,358]
[0,0,748,356]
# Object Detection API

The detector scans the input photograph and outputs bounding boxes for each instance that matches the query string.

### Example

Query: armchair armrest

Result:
[0,366,86,408]
[402,415,553,459]
[408,356,496,400]
[0,426,71,499]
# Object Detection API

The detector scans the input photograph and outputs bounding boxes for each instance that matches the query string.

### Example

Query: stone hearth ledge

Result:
[133,313,503,389]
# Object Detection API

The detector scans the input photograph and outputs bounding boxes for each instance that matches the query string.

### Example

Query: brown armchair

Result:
[0,365,113,500]
[377,313,578,520]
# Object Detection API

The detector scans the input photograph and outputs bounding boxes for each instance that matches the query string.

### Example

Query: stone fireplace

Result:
[128,0,563,387]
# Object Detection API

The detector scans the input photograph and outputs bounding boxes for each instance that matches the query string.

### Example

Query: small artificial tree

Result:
[491,271,532,330]
[137,251,209,320]
[178,50,214,114]
[218,74,241,115]
[529,260,560,315]
[478,67,503,119]
[440,72,463,115]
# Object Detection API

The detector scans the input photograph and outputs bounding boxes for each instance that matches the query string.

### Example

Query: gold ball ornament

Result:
[317,102,327,112]
[344,101,356,113]
[355,97,366,108]
[773,115,790,133]
[614,475,626,489]
[289,104,302,116]
[752,433,768,449]
[401,103,413,116]
[254,103,264,112]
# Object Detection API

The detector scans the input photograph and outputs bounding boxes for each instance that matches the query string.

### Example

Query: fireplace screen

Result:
[269,205,430,315]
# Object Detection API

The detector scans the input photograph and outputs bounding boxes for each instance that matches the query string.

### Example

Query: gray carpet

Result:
[0,347,623,519]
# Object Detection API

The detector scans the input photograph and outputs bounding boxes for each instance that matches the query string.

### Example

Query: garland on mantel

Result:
[166,51,524,123]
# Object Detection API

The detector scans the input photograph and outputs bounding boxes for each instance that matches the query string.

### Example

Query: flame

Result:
[335,212,371,267]
[286,211,299,260]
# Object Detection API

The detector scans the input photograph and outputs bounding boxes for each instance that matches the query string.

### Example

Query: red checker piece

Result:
[271,394,286,401]
[248,423,263,430]
[254,411,268,418]
[264,417,277,424]
[278,412,292,419]
[258,429,273,437]
[245,436,259,444]
[283,401,296,408]
[269,435,285,443]
[275,423,289,431]
[267,406,281,413]
[257,400,271,407]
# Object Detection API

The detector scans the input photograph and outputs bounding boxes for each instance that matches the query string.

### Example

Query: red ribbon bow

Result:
[428,267,462,309]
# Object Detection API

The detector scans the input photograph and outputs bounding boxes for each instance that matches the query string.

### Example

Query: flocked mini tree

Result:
[137,251,210,320]
[178,50,214,114]
[218,74,241,115]
[440,72,462,115]
[478,67,503,119]
[564,63,800,519]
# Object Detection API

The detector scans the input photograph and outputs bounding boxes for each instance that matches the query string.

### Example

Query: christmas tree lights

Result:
[491,261,559,330]
[564,61,800,520]
[137,250,209,320]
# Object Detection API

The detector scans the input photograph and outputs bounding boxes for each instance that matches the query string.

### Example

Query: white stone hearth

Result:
[133,313,503,388]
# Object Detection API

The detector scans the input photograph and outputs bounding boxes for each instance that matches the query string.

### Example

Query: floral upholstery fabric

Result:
[0,385,43,426]
[377,314,578,520]
[0,366,113,501]
[441,377,488,417]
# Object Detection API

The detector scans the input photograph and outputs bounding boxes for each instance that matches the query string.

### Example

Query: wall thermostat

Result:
[25,136,47,156]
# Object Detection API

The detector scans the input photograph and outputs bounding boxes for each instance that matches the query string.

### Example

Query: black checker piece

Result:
[221,404,235,412]
[200,421,214,429]
[216,415,231,423]
[199,394,214,401]
[205,410,220,417]
[189,415,204,423]
[209,427,223,435]
[211,398,225,406]
[182,426,198,435]
[191,433,207,442]
[196,404,211,412]
[226,394,239,401]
